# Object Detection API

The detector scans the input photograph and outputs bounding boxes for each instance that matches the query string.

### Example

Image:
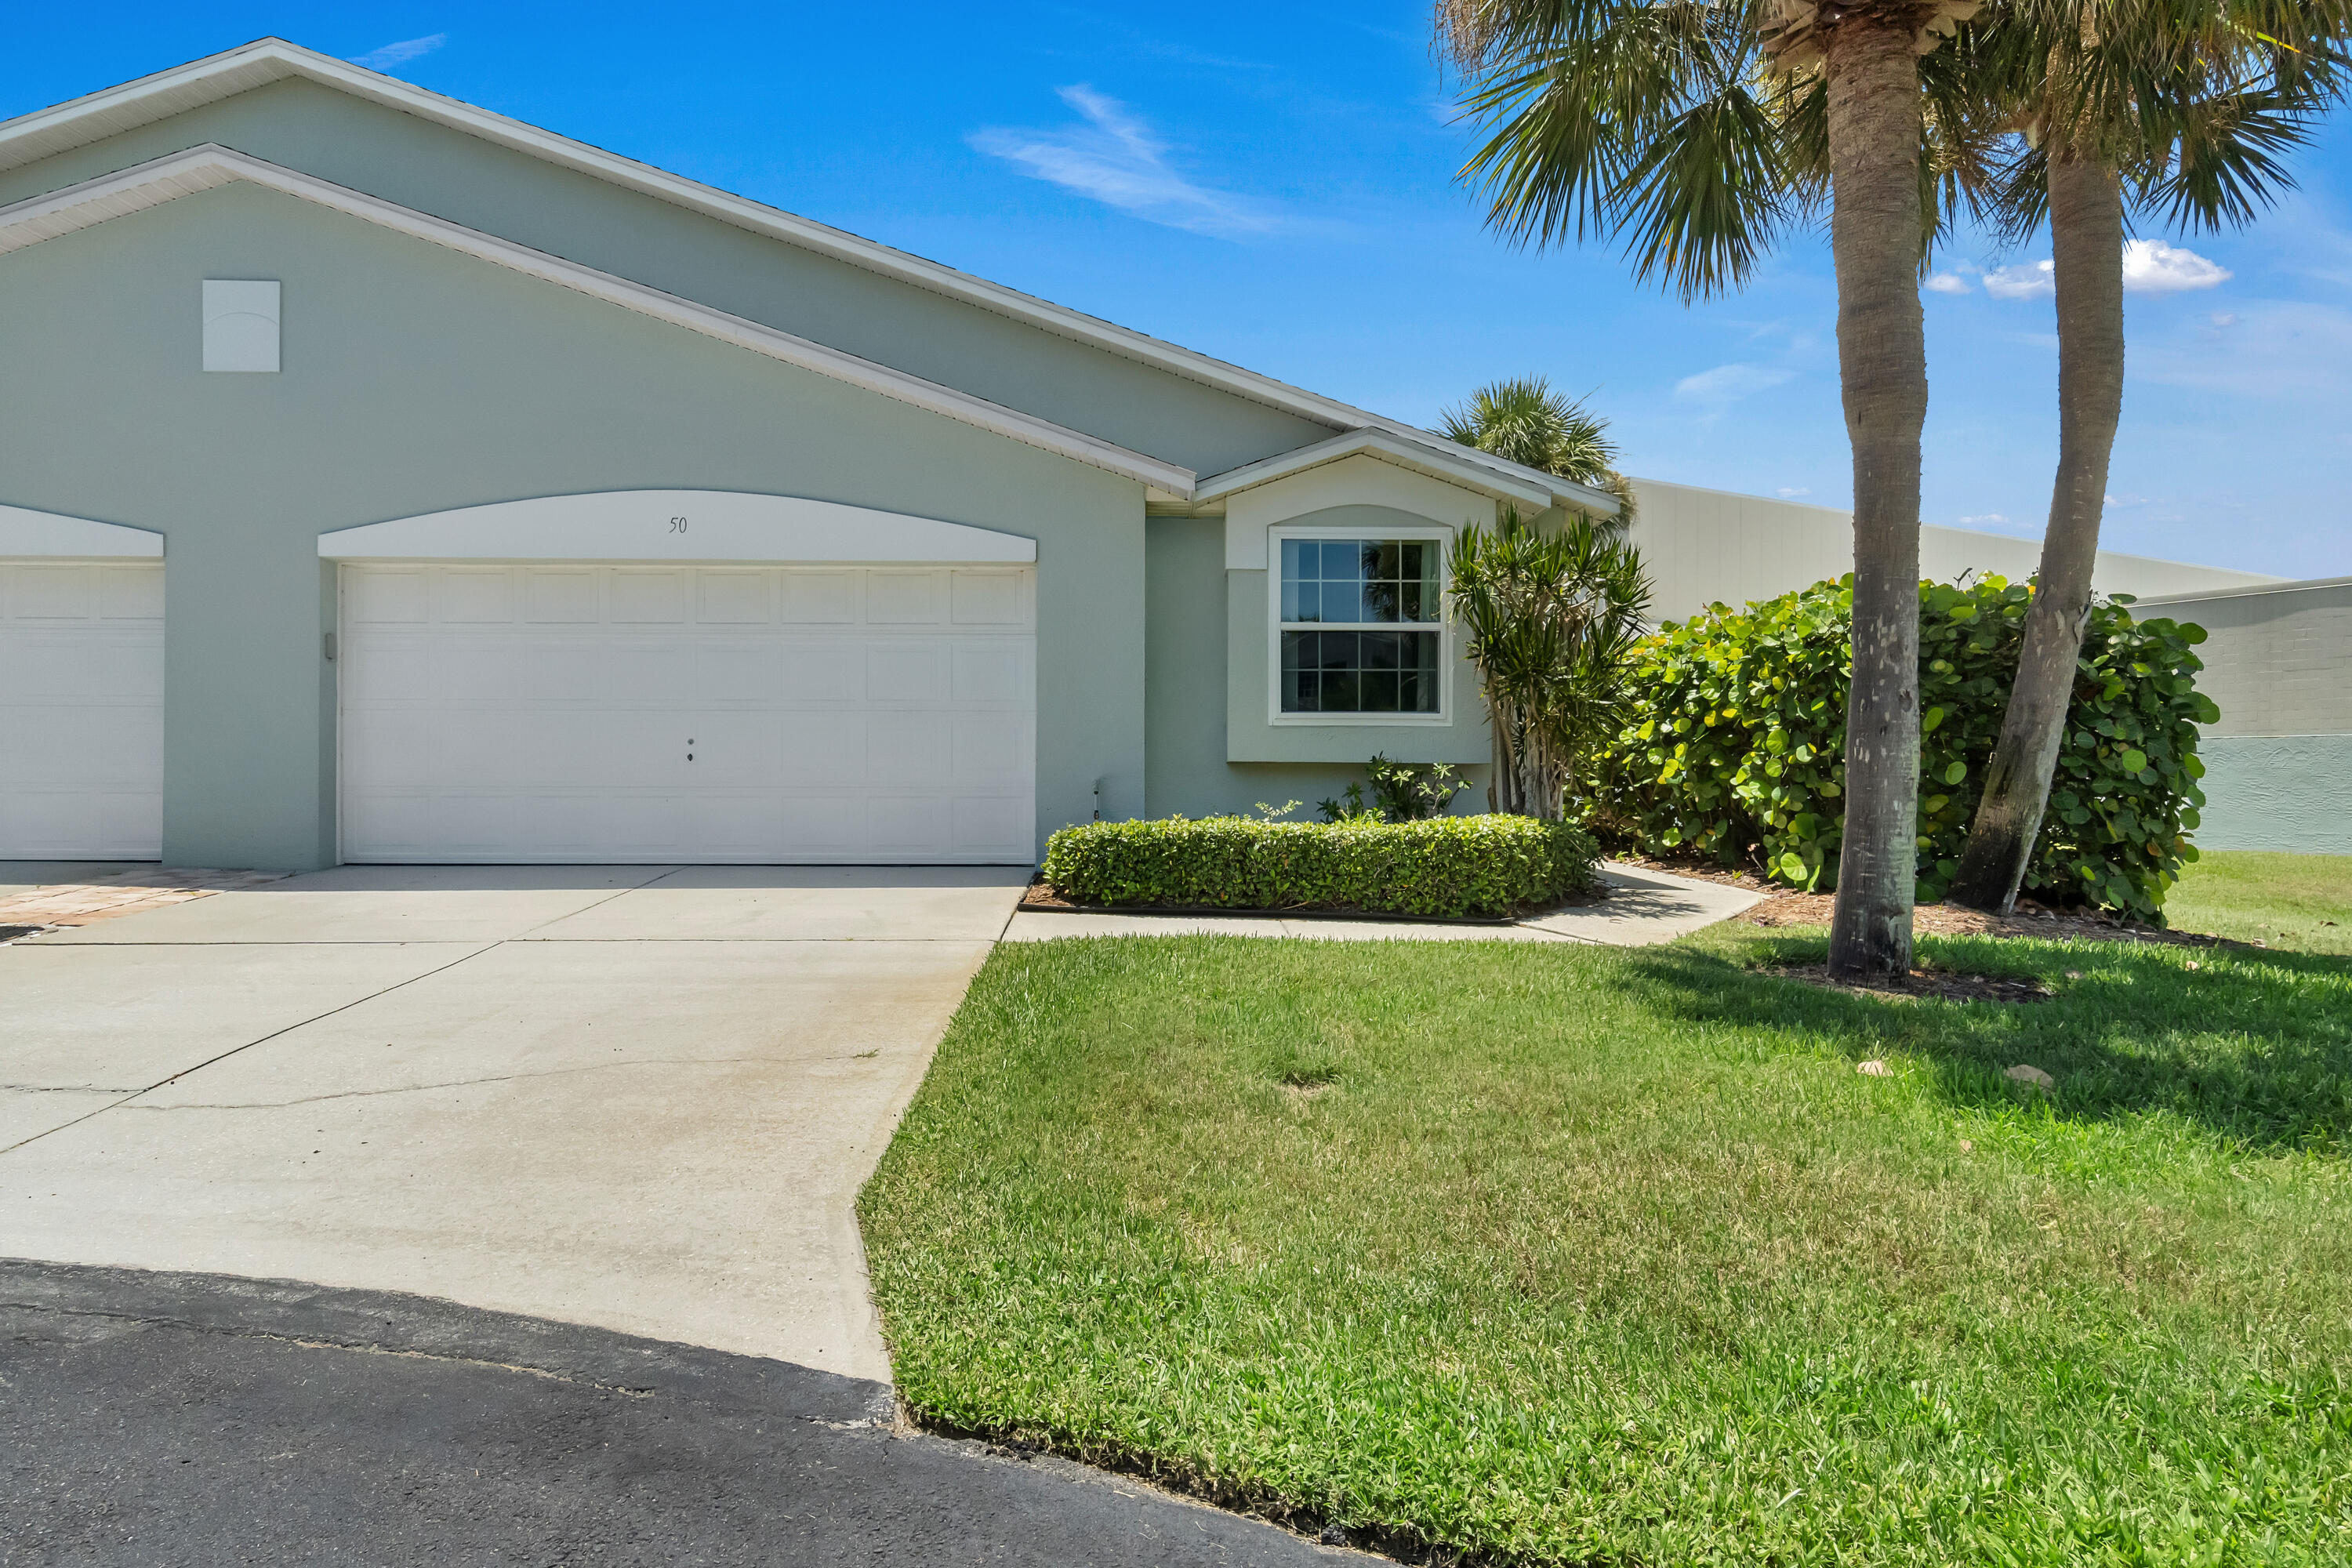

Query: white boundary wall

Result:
[1625,478,2279,622]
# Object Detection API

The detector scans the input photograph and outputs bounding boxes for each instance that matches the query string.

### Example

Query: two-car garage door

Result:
[337,562,1036,863]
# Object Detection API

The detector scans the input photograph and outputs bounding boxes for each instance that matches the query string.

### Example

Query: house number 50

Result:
[668,516,688,533]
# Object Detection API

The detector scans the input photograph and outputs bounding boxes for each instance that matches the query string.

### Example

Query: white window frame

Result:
[1266,523,1453,727]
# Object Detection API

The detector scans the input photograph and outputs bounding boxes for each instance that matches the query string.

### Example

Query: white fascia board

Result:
[1196,428,1617,515]
[0,503,165,557]
[318,490,1036,563]
[0,39,1529,453]
[0,147,1193,496]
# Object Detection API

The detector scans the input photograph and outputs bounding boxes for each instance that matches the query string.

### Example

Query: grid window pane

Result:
[1279,629,1440,713]
[1277,535,1441,629]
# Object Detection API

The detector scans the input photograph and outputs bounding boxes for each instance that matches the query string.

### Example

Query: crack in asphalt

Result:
[2,1298,664,1396]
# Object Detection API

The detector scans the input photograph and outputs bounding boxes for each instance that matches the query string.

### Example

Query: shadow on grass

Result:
[1625,933,2352,1155]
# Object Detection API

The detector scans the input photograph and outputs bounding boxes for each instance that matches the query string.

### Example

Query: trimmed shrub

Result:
[1595,575,2215,921]
[1043,814,1602,920]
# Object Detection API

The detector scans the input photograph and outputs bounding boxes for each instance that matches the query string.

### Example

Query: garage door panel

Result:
[696,570,774,624]
[953,713,1033,788]
[952,641,1034,707]
[865,795,949,855]
[9,563,97,619]
[779,572,858,624]
[1,561,164,858]
[954,795,1034,858]
[866,712,953,783]
[779,641,863,704]
[865,571,948,624]
[609,570,688,623]
[865,642,950,704]
[100,564,166,621]
[523,568,601,622]
[950,571,1027,626]
[602,641,695,705]
[777,711,863,784]
[341,564,1033,863]
[349,567,430,624]
[431,567,515,623]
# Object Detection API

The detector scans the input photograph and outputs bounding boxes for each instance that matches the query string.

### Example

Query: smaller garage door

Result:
[0,561,165,859]
[339,563,1036,864]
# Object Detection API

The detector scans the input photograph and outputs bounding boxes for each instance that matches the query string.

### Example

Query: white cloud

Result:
[968,86,1276,238]
[348,33,446,71]
[1673,362,1795,411]
[2209,312,2239,328]
[1984,260,2056,299]
[2122,239,2230,292]
[1924,272,1973,294]
[1958,513,2012,528]
[1777,486,1811,498]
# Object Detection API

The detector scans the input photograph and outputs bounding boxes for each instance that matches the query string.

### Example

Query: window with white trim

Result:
[1275,533,1446,717]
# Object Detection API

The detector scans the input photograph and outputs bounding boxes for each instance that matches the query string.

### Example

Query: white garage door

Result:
[0,561,165,859]
[338,563,1036,863]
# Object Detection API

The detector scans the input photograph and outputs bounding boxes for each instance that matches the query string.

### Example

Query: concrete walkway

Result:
[0,864,1028,1384]
[1002,861,1762,945]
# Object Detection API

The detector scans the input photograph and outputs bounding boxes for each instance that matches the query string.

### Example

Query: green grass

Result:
[860,927,2352,1565]
[2169,851,2352,956]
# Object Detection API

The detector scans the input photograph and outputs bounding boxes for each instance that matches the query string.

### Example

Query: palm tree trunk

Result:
[1948,152,2125,913]
[1824,15,1930,979]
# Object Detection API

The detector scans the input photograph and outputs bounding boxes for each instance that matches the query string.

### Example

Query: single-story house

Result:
[0,42,2324,872]
[0,39,1623,871]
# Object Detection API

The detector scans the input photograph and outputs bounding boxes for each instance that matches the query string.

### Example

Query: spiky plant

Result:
[1448,510,1653,819]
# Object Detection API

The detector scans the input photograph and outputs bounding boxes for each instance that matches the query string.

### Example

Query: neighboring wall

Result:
[2132,577,2352,855]
[1626,478,2279,622]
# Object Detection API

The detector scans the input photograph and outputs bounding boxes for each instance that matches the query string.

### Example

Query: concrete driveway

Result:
[0,864,1027,1383]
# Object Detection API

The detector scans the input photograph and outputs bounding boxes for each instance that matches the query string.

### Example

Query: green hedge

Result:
[1595,575,2215,921]
[1043,815,1602,920]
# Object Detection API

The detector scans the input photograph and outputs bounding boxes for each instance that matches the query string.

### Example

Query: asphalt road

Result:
[1,1259,1351,1566]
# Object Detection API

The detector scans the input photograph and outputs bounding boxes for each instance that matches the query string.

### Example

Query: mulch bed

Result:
[1018,879,1608,927]
[1740,892,2241,949]
[1765,961,2056,1005]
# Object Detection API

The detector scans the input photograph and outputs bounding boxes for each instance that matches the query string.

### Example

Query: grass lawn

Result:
[860,917,2352,1564]
[2169,851,2352,956]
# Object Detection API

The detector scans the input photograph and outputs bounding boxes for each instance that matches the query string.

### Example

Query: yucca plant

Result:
[1448,510,1652,819]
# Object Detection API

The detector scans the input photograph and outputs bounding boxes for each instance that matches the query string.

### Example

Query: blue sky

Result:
[9,3,2349,579]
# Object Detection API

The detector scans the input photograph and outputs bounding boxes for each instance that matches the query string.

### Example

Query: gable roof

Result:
[1195,427,1617,514]
[0,144,1194,492]
[0,38,1614,515]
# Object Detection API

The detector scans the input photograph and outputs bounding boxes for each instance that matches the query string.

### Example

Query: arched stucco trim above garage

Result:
[318,492,1036,564]
[0,503,164,557]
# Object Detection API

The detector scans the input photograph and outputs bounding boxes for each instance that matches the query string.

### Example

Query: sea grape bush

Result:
[1595,575,2216,921]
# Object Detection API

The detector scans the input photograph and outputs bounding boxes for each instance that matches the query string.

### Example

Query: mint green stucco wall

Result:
[0,78,1334,479]
[1146,517,1488,819]
[2194,737,2352,855]
[0,182,1145,869]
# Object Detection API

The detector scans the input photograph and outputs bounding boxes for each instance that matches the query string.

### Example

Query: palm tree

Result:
[1439,0,1980,978]
[1439,376,1641,522]
[1948,0,2350,912]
